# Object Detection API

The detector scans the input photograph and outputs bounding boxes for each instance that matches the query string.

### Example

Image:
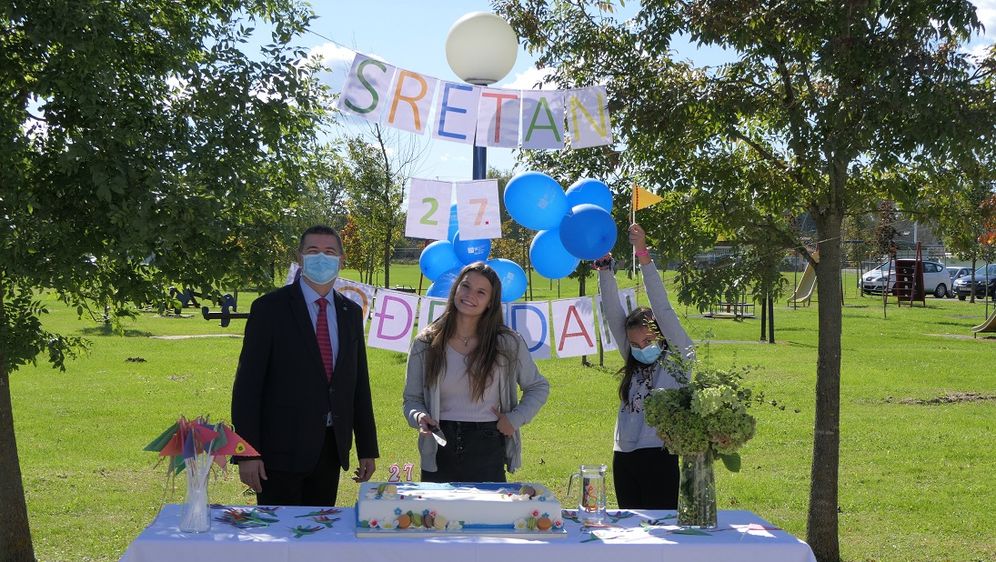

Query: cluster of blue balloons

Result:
[505,172,616,279]
[418,204,527,302]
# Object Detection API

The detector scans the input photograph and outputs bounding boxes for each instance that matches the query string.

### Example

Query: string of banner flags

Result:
[285,265,639,359]
[338,53,613,149]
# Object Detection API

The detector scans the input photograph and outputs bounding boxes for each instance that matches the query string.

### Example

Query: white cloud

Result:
[974,0,996,33]
[307,42,373,90]
[500,66,556,90]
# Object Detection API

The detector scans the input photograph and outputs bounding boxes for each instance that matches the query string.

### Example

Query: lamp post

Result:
[445,12,518,180]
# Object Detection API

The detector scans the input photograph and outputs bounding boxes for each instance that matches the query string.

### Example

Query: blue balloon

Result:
[565,178,613,212]
[504,172,568,231]
[452,231,492,265]
[487,258,528,302]
[447,203,460,243]
[559,204,618,260]
[426,266,463,298]
[419,240,463,281]
[530,229,580,279]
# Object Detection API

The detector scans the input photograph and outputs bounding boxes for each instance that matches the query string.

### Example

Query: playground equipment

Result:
[788,252,818,306]
[200,294,249,327]
[971,308,996,338]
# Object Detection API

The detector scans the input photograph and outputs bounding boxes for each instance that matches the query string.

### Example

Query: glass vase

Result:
[179,456,211,533]
[677,448,718,529]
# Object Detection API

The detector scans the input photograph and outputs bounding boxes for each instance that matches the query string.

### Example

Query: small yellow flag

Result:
[632,186,664,211]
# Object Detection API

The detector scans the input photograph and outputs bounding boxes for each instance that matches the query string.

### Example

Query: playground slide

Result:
[971,307,996,334]
[788,261,817,305]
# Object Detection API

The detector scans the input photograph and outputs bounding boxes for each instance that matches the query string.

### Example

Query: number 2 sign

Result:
[405,179,453,240]
[456,179,501,240]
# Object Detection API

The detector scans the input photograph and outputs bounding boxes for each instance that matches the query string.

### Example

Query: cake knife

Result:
[427,424,448,447]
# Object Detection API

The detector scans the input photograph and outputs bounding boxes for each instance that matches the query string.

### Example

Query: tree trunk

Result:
[807,200,844,562]
[767,296,775,343]
[0,291,36,561]
[760,292,767,340]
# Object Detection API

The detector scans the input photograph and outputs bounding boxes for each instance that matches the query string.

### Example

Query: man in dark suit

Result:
[232,225,378,506]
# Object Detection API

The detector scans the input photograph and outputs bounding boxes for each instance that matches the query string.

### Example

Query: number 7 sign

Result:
[405,178,453,240]
[455,179,501,240]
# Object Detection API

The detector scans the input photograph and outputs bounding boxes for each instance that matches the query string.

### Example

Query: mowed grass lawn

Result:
[10,264,996,561]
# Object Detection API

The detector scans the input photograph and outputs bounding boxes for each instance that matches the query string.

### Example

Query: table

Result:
[120,504,816,562]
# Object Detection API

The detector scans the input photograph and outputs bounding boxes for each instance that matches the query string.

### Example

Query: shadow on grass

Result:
[80,326,154,338]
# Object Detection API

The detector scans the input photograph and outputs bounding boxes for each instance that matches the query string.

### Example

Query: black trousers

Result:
[613,447,679,509]
[257,427,341,506]
[422,420,506,483]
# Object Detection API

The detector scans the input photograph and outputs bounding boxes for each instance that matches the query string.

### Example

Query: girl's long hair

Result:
[419,262,515,401]
[618,307,668,403]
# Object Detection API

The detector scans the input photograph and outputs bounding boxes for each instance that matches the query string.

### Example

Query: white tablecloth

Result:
[120,504,816,562]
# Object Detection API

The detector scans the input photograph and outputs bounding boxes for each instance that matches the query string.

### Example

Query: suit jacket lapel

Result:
[289,282,327,384]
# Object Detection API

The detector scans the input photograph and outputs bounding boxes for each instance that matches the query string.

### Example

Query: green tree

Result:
[496,1,995,559]
[1,2,327,558]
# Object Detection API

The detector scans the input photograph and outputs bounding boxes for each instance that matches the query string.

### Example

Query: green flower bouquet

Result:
[644,365,757,528]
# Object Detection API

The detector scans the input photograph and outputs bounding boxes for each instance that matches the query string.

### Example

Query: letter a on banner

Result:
[405,178,453,240]
[521,91,565,149]
[339,54,397,122]
[550,297,597,357]
[456,179,502,240]
[509,302,552,359]
[566,86,612,148]
[368,290,420,352]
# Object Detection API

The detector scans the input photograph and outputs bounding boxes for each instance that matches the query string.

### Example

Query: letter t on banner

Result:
[455,179,501,240]
[405,178,454,240]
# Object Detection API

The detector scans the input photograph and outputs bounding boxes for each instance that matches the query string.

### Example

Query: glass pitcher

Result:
[567,464,607,524]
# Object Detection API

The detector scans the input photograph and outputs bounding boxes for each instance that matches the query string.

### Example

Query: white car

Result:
[861,260,952,298]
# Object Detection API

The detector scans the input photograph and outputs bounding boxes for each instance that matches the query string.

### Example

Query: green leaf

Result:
[718,452,742,472]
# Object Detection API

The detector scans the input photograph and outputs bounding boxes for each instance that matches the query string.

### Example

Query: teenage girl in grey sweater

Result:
[596,223,695,509]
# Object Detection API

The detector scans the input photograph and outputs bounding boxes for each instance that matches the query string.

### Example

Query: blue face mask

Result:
[630,342,663,365]
[301,253,340,285]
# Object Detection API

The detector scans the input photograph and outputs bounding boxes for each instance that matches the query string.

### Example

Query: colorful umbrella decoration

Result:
[144,416,258,475]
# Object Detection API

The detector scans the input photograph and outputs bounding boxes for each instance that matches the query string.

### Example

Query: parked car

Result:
[953,264,996,300]
[946,266,973,297]
[861,260,952,298]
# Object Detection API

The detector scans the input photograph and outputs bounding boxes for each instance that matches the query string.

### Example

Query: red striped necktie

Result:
[315,297,334,383]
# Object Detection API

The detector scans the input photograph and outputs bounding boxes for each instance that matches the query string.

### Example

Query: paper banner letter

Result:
[509,302,551,359]
[455,179,501,240]
[405,178,454,240]
[417,297,449,333]
[433,82,481,145]
[388,70,438,134]
[334,278,377,329]
[476,88,521,148]
[521,90,565,149]
[339,54,397,122]
[551,297,597,357]
[368,290,420,352]
[566,86,612,148]
[632,185,664,211]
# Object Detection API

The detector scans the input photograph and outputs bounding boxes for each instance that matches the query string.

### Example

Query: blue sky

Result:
[273,1,996,181]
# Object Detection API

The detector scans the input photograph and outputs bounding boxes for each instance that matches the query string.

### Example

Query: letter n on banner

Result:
[334,278,377,329]
[565,86,612,148]
[417,296,448,333]
[368,290,420,352]
[550,297,597,357]
[509,302,552,359]
[338,54,397,122]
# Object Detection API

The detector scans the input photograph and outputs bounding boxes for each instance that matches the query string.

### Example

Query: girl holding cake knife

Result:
[594,223,696,509]
[403,262,550,483]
